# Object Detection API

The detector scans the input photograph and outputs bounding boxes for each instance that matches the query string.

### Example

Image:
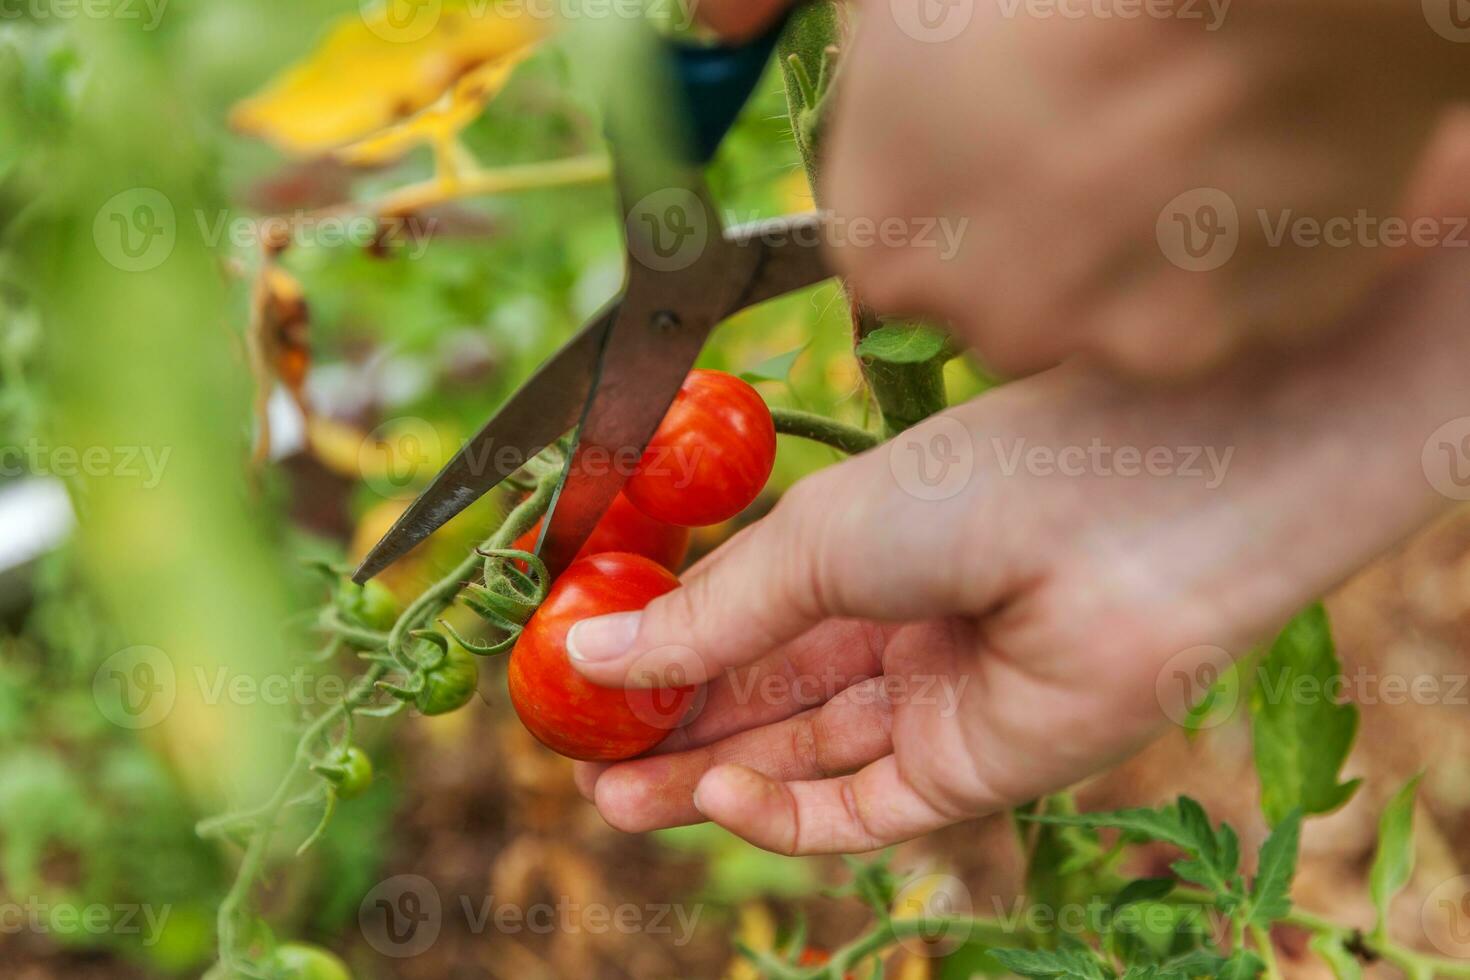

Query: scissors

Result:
[353,15,833,586]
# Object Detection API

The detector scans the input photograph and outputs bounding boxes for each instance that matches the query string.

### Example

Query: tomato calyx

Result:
[446,545,554,656]
[312,745,373,800]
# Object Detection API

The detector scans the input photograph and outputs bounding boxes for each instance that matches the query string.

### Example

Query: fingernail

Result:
[567,611,642,664]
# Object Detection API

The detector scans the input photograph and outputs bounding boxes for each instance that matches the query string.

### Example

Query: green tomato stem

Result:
[771,407,880,455]
[208,468,562,974]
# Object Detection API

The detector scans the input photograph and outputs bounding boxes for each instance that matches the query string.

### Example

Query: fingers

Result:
[567,471,868,688]
[692,0,797,41]
[582,676,897,834]
[691,757,957,855]
[648,618,889,756]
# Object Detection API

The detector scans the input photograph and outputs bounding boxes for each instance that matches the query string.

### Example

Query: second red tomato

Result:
[512,491,690,572]
[622,369,776,528]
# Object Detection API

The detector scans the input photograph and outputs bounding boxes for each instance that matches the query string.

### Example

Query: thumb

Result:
[567,471,867,689]
[694,0,799,41]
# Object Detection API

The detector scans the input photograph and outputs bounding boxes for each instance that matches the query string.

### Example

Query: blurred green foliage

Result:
[0,4,983,975]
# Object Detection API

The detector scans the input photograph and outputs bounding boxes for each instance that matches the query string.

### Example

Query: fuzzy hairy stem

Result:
[779,4,949,435]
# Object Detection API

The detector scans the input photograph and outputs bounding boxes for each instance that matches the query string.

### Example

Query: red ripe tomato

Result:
[798,949,854,978]
[622,369,775,528]
[512,492,689,572]
[508,552,698,761]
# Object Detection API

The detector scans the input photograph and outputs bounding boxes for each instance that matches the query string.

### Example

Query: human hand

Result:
[700,0,1469,377]
[565,251,1470,854]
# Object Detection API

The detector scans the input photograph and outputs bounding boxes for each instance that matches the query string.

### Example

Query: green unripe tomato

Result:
[416,641,478,716]
[331,746,373,800]
[337,579,400,632]
[266,942,351,980]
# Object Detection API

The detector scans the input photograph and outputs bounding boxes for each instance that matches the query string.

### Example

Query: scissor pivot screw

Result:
[651,310,682,333]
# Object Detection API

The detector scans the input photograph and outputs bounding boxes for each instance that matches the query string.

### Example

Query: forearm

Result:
[1179,248,1470,634]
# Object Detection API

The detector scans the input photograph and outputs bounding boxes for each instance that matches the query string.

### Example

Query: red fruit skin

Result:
[622,370,776,528]
[512,492,691,572]
[508,553,698,761]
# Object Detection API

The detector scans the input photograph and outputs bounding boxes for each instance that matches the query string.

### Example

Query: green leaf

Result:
[1250,604,1362,825]
[1248,811,1302,926]
[1368,773,1422,939]
[1218,949,1265,980]
[1171,797,1239,895]
[1111,879,1176,912]
[989,947,1111,980]
[1159,949,1227,977]
[1028,803,1197,853]
[855,324,949,365]
[1308,934,1364,980]
[1023,796,1110,926]
[1033,797,1244,901]
[739,343,808,384]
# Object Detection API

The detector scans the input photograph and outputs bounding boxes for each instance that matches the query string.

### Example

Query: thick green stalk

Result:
[778,3,950,435]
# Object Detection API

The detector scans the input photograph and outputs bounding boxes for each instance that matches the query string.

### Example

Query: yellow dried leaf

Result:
[231,1,547,156]
[335,47,536,167]
[723,902,777,980]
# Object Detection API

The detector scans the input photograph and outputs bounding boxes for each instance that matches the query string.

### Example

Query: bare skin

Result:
[713,0,1469,376]
[559,2,1470,854]
[566,250,1470,854]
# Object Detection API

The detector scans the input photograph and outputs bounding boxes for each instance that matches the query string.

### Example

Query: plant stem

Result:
[778,4,949,435]
[375,154,610,216]
[1252,924,1284,980]
[771,407,879,454]
[1168,887,1470,978]
[853,312,950,436]
[206,469,560,974]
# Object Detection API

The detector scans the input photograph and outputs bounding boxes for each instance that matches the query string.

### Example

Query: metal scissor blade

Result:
[351,302,618,585]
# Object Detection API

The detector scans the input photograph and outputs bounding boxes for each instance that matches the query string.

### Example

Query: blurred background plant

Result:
[1,2,1468,979]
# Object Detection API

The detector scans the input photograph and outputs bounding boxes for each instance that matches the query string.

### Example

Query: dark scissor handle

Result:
[667,12,792,162]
